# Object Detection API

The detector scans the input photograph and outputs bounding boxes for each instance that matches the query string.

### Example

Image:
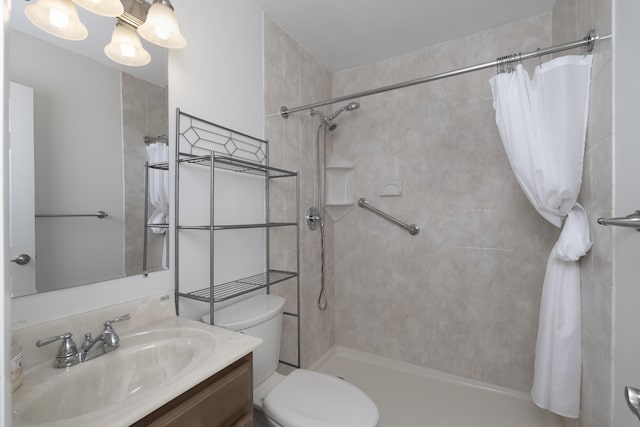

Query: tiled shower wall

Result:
[263,16,336,367]
[553,1,614,426]
[122,73,168,276]
[330,14,556,392]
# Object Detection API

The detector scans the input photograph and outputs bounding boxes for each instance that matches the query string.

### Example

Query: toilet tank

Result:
[202,294,285,385]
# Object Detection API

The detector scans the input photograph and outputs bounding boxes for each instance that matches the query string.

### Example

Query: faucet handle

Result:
[36,332,71,347]
[104,314,130,327]
[36,332,78,358]
[102,314,130,351]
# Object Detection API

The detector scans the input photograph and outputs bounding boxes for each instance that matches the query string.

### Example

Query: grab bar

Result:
[36,211,108,219]
[358,198,419,236]
[597,211,640,231]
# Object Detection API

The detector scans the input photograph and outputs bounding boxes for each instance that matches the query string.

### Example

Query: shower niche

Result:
[324,152,355,222]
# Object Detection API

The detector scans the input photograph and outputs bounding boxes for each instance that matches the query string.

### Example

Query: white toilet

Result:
[202,294,379,427]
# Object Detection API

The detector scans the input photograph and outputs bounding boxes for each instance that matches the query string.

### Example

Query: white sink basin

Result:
[13,326,217,426]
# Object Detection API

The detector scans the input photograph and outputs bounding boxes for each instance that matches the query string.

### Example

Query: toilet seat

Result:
[263,369,379,427]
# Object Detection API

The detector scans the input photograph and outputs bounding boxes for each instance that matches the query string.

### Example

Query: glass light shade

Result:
[137,1,186,49]
[25,0,88,41]
[72,0,124,17]
[104,22,151,67]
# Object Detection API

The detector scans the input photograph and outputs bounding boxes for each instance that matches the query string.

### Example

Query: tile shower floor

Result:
[311,346,563,427]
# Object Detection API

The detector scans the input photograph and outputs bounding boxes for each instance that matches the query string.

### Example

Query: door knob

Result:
[625,386,640,421]
[11,254,31,265]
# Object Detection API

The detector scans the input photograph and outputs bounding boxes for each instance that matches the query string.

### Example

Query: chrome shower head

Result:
[328,101,360,121]
[346,101,360,111]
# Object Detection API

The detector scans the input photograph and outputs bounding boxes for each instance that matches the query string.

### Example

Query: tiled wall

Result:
[263,16,336,367]
[122,73,168,276]
[552,1,614,426]
[329,14,555,392]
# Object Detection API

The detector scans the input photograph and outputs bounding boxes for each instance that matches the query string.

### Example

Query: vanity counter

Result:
[12,314,261,426]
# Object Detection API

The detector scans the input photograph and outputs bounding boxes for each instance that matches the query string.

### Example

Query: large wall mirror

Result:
[9,0,169,297]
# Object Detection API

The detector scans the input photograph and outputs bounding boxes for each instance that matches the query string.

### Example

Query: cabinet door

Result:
[230,413,253,427]
[133,355,253,427]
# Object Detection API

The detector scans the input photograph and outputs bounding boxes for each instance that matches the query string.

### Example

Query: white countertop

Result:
[12,316,261,427]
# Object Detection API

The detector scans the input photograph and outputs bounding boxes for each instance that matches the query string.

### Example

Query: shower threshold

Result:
[311,346,563,427]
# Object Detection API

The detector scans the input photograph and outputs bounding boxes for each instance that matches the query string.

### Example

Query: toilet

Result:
[202,294,379,427]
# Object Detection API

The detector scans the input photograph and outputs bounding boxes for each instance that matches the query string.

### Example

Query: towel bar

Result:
[35,211,108,219]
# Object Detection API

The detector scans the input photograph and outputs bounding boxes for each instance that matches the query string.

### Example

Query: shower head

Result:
[347,101,360,111]
[310,101,359,130]
[328,101,360,121]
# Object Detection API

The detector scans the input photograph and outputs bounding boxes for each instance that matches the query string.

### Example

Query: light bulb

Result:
[137,0,186,49]
[119,43,135,58]
[25,0,88,41]
[105,22,151,67]
[48,7,70,28]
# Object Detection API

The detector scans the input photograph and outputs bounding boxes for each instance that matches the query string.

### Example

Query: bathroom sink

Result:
[13,326,217,426]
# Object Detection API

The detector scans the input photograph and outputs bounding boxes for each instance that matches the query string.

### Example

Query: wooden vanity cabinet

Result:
[131,354,253,427]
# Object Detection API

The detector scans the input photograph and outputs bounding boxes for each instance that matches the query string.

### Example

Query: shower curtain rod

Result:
[280,30,610,118]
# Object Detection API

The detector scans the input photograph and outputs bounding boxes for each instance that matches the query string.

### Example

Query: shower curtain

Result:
[489,55,593,418]
[146,142,170,268]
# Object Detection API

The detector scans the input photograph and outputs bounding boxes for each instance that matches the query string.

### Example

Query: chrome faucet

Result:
[36,314,130,368]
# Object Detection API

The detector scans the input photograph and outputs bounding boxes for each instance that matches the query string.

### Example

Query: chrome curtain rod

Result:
[358,198,419,236]
[280,30,610,118]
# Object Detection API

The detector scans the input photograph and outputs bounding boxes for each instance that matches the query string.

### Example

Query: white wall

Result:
[613,0,640,425]
[10,0,265,328]
[169,0,264,139]
[169,0,265,321]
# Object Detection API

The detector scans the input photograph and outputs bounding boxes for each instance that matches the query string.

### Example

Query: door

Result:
[8,82,36,297]
[614,0,640,425]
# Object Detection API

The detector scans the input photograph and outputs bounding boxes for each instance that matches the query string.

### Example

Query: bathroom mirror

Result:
[8,0,169,297]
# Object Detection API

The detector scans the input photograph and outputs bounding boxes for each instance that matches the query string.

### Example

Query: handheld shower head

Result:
[328,101,360,121]
[346,101,360,111]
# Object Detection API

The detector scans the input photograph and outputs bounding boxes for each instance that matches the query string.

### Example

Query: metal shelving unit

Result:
[173,109,301,369]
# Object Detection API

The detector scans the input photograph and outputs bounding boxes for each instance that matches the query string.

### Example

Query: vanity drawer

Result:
[132,353,253,427]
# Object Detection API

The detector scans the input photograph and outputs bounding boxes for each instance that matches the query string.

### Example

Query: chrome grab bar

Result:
[358,198,419,236]
[36,210,108,219]
[597,211,640,231]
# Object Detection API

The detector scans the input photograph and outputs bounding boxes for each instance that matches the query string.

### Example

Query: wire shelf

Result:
[214,222,296,230]
[176,223,297,231]
[179,270,297,303]
[147,161,169,170]
[178,153,296,178]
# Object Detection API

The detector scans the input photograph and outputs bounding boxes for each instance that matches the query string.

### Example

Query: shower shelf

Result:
[146,223,169,229]
[178,270,298,303]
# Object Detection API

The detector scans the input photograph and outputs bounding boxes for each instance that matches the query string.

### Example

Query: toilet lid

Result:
[263,369,379,427]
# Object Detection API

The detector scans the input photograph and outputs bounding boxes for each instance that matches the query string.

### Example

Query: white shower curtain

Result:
[489,55,593,418]
[146,142,169,268]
